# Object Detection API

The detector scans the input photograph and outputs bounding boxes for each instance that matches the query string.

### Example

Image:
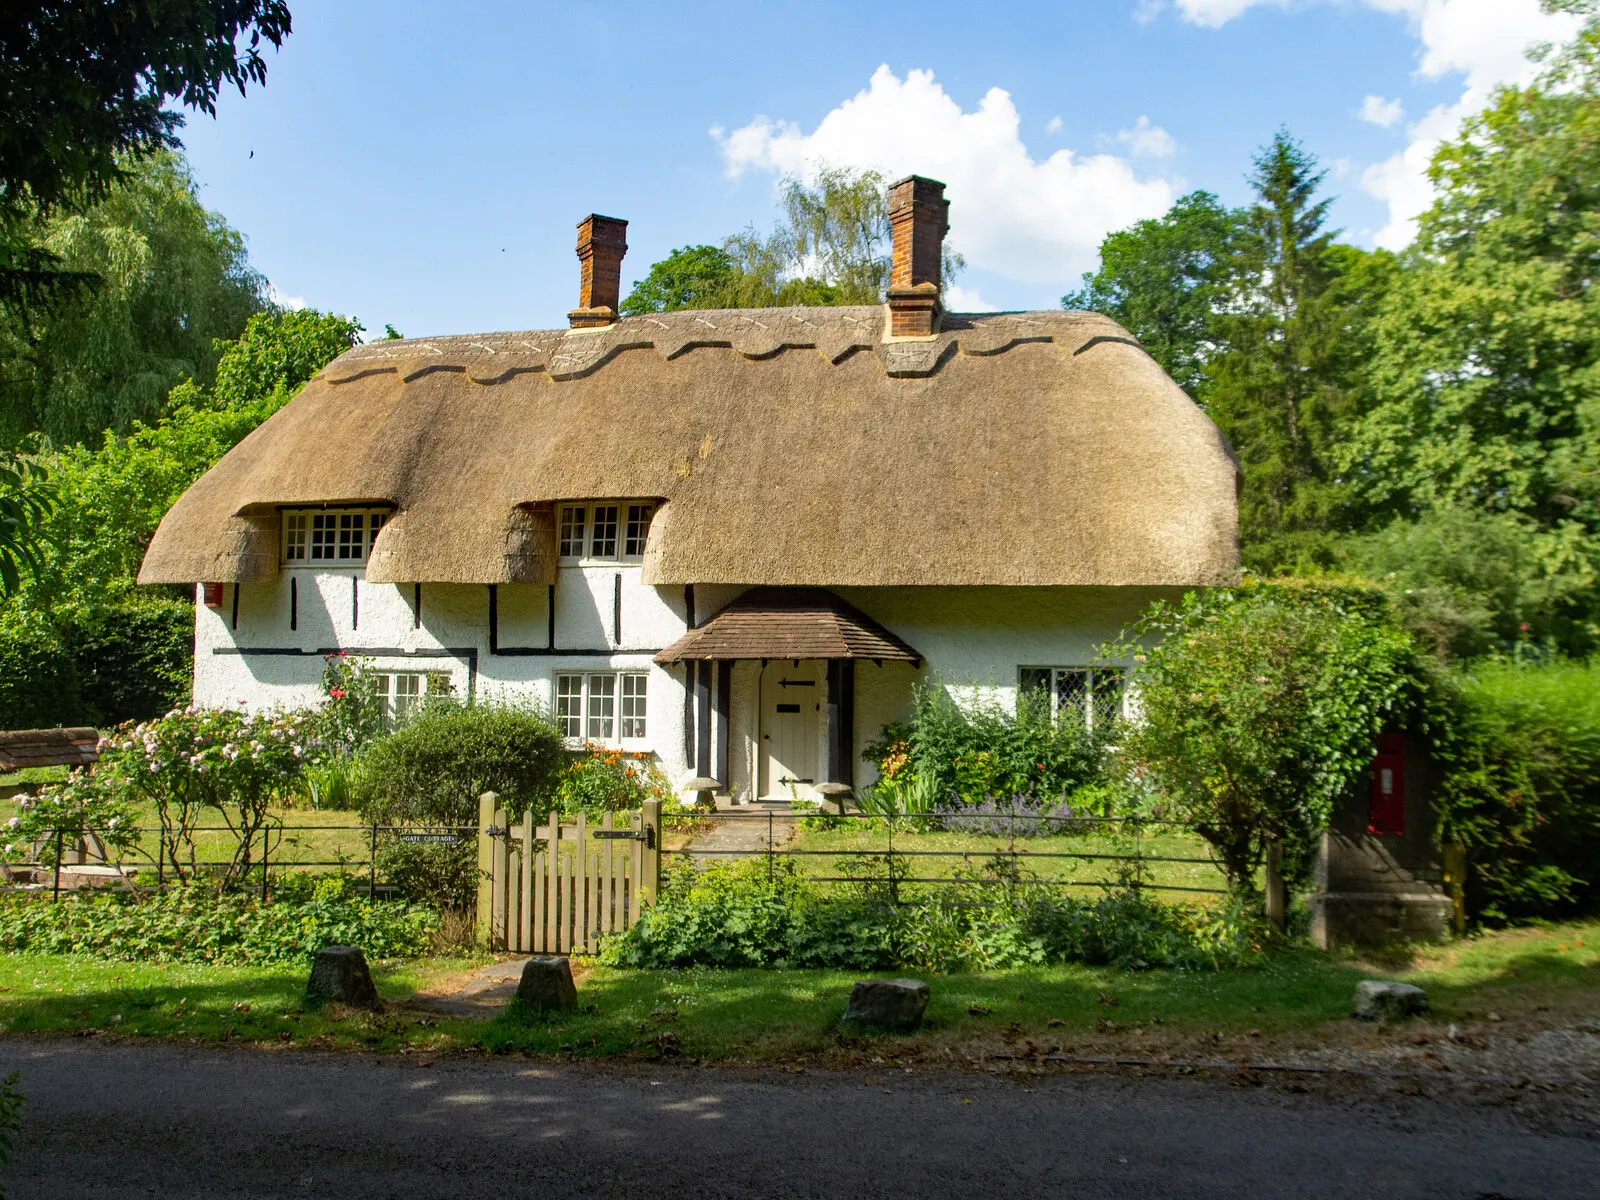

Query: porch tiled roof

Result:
[654,588,921,665]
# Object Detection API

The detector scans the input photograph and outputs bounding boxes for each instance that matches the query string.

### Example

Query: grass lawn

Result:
[2,922,1595,1065]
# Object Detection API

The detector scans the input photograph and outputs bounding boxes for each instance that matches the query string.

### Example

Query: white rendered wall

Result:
[196,573,1177,799]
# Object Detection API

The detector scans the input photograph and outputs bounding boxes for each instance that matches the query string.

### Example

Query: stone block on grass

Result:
[515,956,578,1012]
[842,978,929,1031]
[1354,980,1428,1021]
[305,945,379,1010]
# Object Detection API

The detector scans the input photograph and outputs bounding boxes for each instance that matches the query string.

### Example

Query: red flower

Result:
[329,688,346,699]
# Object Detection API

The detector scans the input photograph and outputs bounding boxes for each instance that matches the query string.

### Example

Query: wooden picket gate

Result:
[476,793,660,953]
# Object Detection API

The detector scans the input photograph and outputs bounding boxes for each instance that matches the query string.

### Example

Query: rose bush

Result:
[96,705,312,885]
[6,768,138,868]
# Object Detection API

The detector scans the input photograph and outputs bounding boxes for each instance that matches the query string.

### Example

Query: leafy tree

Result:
[0,150,267,446]
[1106,581,1429,889]
[0,450,51,598]
[0,308,360,727]
[0,0,289,307]
[1343,12,1600,655]
[1062,191,1239,395]
[620,245,737,315]
[620,166,962,313]
[1205,132,1396,573]
[0,1,292,212]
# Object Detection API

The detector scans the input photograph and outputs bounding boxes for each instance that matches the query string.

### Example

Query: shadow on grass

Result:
[3,931,1597,1063]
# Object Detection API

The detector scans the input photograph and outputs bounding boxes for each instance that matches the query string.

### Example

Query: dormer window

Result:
[556,501,655,563]
[282,507,389,566]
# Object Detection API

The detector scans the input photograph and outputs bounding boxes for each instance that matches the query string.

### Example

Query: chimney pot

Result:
[569,214,628,329]
[886,175,949,338]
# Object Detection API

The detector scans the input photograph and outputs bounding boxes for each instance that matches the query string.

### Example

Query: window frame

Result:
[554,670,650,746]
[373,671,427,729]
[1018,665,1127,731]
[280,506,391,568]
[555,500,656,565]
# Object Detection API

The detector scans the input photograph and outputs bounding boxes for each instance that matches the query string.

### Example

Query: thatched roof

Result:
[656,588,923,664]
[138,307,1240,589]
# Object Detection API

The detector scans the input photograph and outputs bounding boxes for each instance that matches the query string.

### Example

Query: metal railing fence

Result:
[662,808,1232,897]
[2,822,477,902]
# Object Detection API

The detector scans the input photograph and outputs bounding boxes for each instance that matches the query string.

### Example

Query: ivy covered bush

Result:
[1108,580,1435,890]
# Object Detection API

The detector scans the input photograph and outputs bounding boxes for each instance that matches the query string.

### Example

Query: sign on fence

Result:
[476,794,660,954]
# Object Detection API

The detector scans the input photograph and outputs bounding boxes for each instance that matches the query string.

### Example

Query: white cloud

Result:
[714,65,1174,286]
[945,284,1000,313]
[1116,115,1177,158]
[1172,0,1584,248]
[1046,115,1064,134]
[1175,0,1290,28]
[1358,94,1406,128]
[267,283,306,311]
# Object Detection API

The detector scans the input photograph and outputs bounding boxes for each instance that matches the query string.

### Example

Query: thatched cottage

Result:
[138,176,1240,801]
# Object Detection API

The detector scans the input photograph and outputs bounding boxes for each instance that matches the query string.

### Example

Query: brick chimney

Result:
[569,214,628,329]
[886,175,948,338]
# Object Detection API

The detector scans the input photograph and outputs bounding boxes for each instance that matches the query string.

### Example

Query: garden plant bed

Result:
[1,922,1596,1081]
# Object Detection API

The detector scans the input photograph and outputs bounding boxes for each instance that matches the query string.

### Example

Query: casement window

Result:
[1019,666,1126,730]
[555,501,656,563]
[555,671,648,743]
[282,508,389,566]
[373,672,425,728]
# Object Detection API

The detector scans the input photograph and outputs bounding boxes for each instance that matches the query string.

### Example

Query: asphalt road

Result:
[3,1037,1598,1199]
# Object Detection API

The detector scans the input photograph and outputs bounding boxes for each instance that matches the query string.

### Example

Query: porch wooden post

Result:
[715,660,732,789]
[696,660,713,780]
[825,658,855,787]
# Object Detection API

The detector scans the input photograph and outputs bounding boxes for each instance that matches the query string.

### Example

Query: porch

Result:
[654,588,923,803]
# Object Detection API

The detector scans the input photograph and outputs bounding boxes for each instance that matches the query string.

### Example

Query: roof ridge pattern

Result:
[326,307,1137,384]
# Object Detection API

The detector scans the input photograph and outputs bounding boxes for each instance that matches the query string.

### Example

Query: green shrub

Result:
[1437,661,1600,920]
[599,859,1265,973]
[373,836,477,911]
[0,595,192,730]
[0,887,438,965]
[358,702,566,825]
[69,596,193,726]
[0,605,81,728]
[865,683,1110,806]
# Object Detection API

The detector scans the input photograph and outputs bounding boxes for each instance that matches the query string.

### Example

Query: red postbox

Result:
[1368,732,1406,835]
[202,582,225,608]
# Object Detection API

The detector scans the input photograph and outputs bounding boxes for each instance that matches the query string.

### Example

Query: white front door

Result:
[760,661,822,799]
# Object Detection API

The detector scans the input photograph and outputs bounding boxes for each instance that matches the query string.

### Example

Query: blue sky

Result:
[176,0,1577,337]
